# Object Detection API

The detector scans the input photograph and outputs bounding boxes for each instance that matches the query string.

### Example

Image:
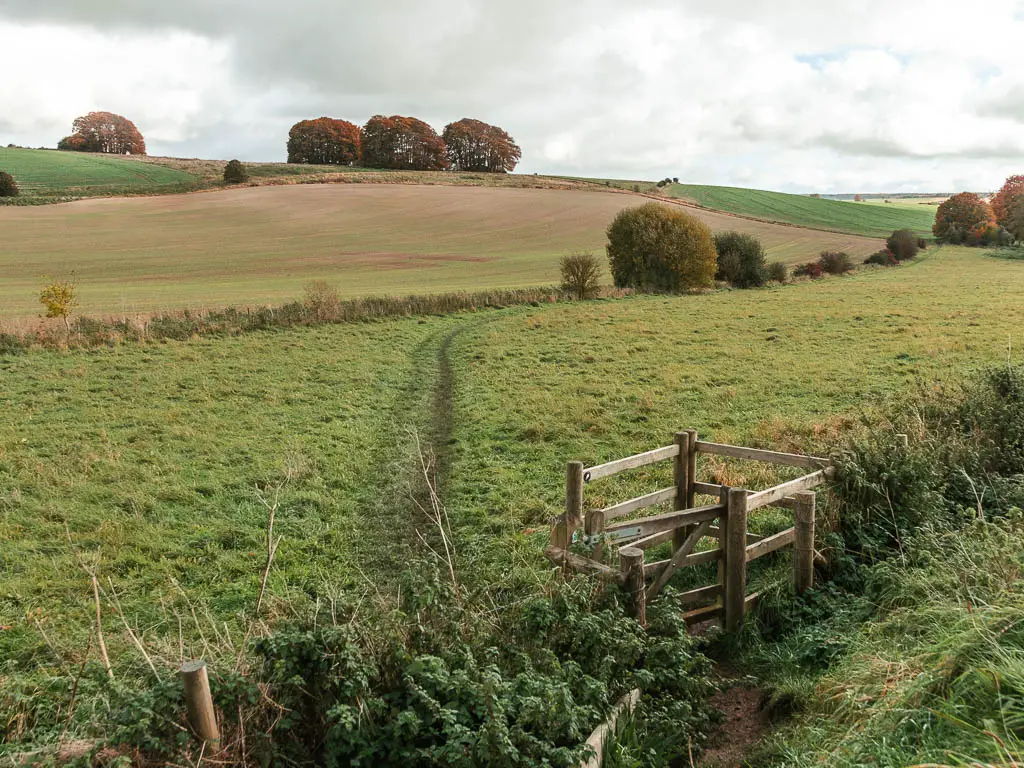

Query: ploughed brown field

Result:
[0,184,882,319]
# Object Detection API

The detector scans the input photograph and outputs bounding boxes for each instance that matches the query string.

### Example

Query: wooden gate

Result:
[546,430,834,630]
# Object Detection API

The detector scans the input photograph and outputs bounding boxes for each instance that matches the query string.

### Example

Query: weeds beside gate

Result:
[546,430,835,629]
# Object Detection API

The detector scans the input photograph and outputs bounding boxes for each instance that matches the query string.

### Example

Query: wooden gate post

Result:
[793,491,816,595]
[724,488,749,632]
[553,461,585,552]
[180,660,220,746]
[620,547,646,626]
[685,429,698,508]
[672,431,690,552]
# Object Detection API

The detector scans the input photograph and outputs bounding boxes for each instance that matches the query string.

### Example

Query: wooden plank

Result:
[605,503,723,539]
[627,529,675,551]
[545,547,624,584]
[724,488,748,633]
[745,527,796,562]
[678,583,721,606]
[600,486,677,521]
[694,441,830,470]
[745,591,763,611]
[584,445,679,483]
[707,525,763,544]
[694,481,724,496]
[644,548,721,578]
[698,483,797,509]
[683,603,722,625]
[647,519,714,601]
[746,468,835,512]
[579,689,640,768]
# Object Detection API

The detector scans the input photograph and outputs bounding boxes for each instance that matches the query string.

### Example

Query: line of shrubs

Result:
[0,285,617,355]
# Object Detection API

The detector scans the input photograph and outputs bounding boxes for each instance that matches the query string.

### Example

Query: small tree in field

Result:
[714,231,767,287]
[886,229,919,261]
[303,280,341,322]
[560,252,602,299]
[224,160,249,184]
[0,171,18,197]
[39,277,78,334]
[606,203,717,292]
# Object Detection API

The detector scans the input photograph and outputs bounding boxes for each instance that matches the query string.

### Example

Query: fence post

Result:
[685,429,699,508]
[672,431,690,553]
[180,660,220,746]
[553,461,586,552]
[620,547,646,626]
[724,488,749,632]
[793,491,816,595]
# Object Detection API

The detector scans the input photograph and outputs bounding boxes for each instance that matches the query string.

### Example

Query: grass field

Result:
[3,244,1022,679]
[583,178,937,237]
[0,184,884,320]
[0,147,196,199]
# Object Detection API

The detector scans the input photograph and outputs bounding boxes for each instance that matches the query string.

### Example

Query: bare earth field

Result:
[0,184,882,319]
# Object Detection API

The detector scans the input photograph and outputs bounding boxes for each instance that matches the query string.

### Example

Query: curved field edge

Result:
[561,176,935,238]
[0,184,882,320]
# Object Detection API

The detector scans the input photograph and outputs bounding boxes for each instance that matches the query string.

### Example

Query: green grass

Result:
[577,178,935,238]
[3,245,1023,756]
[0,147,196,199]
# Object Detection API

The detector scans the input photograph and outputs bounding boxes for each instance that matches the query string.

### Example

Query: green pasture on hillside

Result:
[579,177,936,237]
[0,147,196,199]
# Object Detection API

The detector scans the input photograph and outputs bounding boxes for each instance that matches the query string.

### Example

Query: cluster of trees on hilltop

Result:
[58,112,146,155]
[287,116,521,173]
[934,175,1024,246]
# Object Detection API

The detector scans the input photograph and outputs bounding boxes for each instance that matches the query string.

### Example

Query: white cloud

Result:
[1,1,1023,191]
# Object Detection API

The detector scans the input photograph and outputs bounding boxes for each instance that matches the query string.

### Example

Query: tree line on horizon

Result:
[286,116,522,173]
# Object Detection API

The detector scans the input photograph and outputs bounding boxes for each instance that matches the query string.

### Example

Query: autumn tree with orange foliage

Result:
[991,174,1024,228]
[442,119,522,173]
[933,192,996,244]
[58,112,146,155]
[287,118,361,165]
[360,116,449,171]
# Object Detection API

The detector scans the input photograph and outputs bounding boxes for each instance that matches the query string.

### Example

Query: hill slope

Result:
[0,146,195,198]
[590,179,935,237]
[0,184,882,319]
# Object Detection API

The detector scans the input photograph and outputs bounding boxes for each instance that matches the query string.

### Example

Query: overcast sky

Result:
[1,0,1023,193]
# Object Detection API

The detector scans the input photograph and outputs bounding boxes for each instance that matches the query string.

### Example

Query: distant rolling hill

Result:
[0,146,195,197]
[584,178,936,238]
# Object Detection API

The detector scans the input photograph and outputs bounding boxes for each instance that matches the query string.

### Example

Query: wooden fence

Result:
[546,430,834,630]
